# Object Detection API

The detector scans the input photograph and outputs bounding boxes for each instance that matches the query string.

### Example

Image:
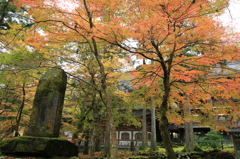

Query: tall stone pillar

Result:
[27,67,67,137]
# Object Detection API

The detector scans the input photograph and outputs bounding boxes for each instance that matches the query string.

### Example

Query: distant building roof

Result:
[168,123,179,130]
[227,127,240,133]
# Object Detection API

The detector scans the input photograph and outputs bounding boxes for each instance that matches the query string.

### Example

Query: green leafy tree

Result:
[198,131,225,150]
[0,22,45,140]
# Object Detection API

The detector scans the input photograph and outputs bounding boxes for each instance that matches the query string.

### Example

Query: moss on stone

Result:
[0,137,78,157]
[33,67,67,110]
[27,67,67,137]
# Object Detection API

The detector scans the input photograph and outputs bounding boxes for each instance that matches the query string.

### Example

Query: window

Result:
[121,132,130,140]
[135,132,142,140]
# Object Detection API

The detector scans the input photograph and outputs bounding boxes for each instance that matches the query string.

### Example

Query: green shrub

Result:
[197,131,225,150]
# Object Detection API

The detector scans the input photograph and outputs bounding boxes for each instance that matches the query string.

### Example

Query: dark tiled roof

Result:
[168,123,179,130]
[227,127,240,133]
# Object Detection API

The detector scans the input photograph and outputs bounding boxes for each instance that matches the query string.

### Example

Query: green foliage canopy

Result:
[198,131,225,150]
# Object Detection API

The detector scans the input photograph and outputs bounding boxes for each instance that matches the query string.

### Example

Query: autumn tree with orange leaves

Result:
[14,0,133,158]
[7,0,240,159]
[0,23,46,140]
[92,0,240,158]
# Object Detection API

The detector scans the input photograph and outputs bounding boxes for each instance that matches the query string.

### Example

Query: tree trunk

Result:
[142,107,147,149]
[159,112,176,159]
[110,117,117,159]
[94,110,102,152]
[89,126,95,159]
[14,82,26,137]
[83,0,117,157]
[158,68,177,159]
[104,117,111,155]
[150,99,157,151]
[184,120,195,152]
[83,133,89,155]
[103,112,117,158]
[93,43,116,158]
[184,99,195,152]
[159,76,177,159]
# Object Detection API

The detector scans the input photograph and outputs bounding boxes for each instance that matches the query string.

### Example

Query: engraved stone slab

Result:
[27,67,67,137]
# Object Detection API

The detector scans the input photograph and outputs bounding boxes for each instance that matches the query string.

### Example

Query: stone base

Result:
[0,136,78,157]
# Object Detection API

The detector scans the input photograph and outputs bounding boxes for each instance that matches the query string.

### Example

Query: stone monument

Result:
[0,67,78,157]
[27,67,67,137]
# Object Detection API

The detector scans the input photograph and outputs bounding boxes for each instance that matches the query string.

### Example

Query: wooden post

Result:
[117,130,120,145]
[130,130,134,151]
[232,133,240,159]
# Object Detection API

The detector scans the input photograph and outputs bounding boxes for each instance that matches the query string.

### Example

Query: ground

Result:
[0,149,235,159]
